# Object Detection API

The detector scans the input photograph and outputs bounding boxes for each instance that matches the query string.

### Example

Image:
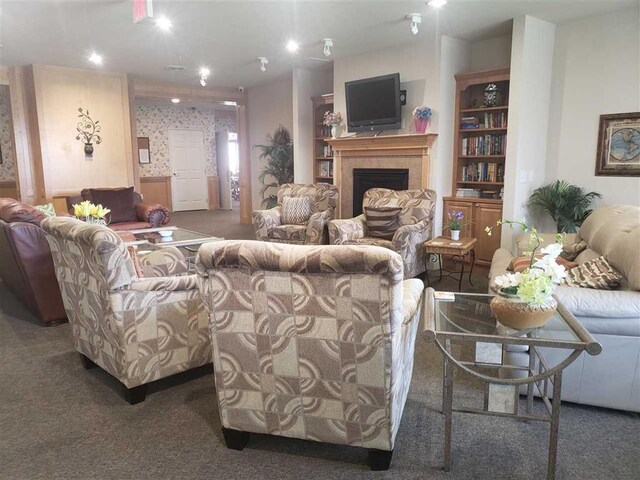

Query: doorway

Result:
[169,129,208,211]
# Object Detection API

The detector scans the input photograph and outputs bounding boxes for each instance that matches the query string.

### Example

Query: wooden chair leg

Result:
[222,428,250,451]
[79,354,97,370]
[124,384,147,405]
[368,449,393,471]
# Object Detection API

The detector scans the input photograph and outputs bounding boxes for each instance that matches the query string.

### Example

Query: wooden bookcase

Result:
[312,94,334,184]
[444,68,510,266]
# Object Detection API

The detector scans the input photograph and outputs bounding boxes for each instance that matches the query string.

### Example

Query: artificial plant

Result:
[255,126,294,208]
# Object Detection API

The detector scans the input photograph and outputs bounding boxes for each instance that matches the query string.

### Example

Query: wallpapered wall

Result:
[135,104,237,178]
[0,87,16,182]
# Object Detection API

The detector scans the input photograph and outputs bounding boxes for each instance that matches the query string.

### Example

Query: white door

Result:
[169,129,208,211]
[216,131,232,210]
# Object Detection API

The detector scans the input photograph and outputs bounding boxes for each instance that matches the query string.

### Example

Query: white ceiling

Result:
[1,0,636,89]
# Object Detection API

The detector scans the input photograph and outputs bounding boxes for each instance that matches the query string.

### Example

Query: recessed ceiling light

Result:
[155,15,172,31]
[428,0,447,8]
[171,98,180,104]
[286,40,299,53]
[199,67,210,77]
[223,101,237,106]
[88,52,103,65]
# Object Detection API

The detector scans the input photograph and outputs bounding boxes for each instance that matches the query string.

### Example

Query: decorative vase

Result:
[84,143,94,156]
[490,292,557,330]
[331,125,341,139]
[414,117,430,133]
[450,229,460,241]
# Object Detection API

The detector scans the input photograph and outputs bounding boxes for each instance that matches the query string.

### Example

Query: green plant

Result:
[527,180,602,233]
[254,126,294,208]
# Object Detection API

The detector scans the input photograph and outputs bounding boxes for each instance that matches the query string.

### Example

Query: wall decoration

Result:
[596,112,640,176]
[75,107,102,157]
[137,137,150,164]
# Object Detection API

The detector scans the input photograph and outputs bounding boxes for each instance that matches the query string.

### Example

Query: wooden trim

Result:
[0,66,9,85]
[207,175,220,210]
[128,77,141,191]
[442,196,503,205]
[134,79,247,104]
[454,68,510,87]
[326,133,437,152]
[0,180,18,199]
[236,104,252,224]
[139,176,172,211]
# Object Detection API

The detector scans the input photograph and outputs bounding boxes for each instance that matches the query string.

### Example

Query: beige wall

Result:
[470,34,513,72]
[31,65,134,198]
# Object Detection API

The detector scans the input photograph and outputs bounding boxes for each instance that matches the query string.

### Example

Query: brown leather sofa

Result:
[66,187,170,231]
[0,198,67,325]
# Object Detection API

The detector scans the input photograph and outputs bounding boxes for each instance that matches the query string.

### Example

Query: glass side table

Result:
[422,288,601,480]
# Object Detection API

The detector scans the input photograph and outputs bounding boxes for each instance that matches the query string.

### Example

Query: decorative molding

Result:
[134,79,247,104]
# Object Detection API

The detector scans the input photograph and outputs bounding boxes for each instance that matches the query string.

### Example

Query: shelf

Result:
[315,137,331,141]
[457,181,504,186]
[459,155,505,159]
[316,157,333,160]
[460,106,509,113]
[315,176,334,181]
[459,127,507,133]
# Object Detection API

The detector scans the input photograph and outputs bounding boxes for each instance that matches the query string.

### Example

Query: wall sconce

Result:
[75,107,102,158]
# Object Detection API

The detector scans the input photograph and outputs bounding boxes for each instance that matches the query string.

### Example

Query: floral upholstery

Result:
[253,183,339,245]
[196,240,424,452]
[41,217,211,389]
[329,188,437,278]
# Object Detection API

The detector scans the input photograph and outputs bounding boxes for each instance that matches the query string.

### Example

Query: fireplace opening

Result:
[352,168,409,216]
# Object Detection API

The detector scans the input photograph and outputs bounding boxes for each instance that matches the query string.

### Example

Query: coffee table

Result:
[422,288,601,479]
[424,237,476,291]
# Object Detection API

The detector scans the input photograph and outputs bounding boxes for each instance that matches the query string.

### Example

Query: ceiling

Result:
[1,0,636,89]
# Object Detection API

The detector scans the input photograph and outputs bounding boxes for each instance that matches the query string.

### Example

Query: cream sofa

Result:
[489,205,640,412]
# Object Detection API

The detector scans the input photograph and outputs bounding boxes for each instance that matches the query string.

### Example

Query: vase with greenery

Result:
[255,126,294,209]
[527,180,601,233]
[446,210,464,240]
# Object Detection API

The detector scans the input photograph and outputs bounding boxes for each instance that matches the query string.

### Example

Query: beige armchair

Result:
[41,217,211,404]
[252,183,338,245]
[196,240,424,470]
[329,188,436,278]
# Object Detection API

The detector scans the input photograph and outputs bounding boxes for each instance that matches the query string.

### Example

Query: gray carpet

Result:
[1,214,639,479]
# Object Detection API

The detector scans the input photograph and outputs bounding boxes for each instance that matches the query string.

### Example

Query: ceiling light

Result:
[322,38,333,57]
[223,101,237,106]
[200,78,207,87]
[88,52,103,65]
[286,40,299,53]
[258,57,268,72]
[428,0,447,8]
[155,15,172,31]
[407,13,422,35]
[171,98,180,104]
[199,66,210,87]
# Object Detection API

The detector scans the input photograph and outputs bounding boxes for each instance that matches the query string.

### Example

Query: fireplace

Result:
[353,168,409,216]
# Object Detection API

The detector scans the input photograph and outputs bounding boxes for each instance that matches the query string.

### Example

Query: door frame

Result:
[168,128,208,212]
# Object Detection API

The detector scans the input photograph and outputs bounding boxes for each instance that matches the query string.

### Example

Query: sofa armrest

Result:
[401,279,424,328]
[129,274,198,292]
[488,247,514,292]
[137,246,188,277]
[553,286,640,319]
[328,215,366,245]
[515,232,577,256]
[252,207,282,241]
[136,203,170,227]
[305,208,333,244]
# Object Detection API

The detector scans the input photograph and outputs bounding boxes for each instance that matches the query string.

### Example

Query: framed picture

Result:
[137,137,151,164]
[595,112,640,176]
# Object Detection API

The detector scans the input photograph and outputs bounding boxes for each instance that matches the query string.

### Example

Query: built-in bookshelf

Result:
[312,94,334,184]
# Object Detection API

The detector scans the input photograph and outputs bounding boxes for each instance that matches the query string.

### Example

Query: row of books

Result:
[456,188,503,199]
[321,145,334,158]
[318,125,332,137]
[460,112,507,129]
[317,160,333,178]
[461,134,506,156]
[461,162,504,183]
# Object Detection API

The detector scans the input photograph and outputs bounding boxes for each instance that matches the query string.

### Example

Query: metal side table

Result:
[422,289,601,480]
[424,237,476,291]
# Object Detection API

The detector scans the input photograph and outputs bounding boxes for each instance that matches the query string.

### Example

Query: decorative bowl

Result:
[158,230,173,238]
[490,293,557,330]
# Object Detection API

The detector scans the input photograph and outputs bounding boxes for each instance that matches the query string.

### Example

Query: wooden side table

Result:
[424,236,477,291]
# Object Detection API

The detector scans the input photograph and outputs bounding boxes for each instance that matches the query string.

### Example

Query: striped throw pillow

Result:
[364,206,402,240]
[561,256,623,290]
[281,196,313,225]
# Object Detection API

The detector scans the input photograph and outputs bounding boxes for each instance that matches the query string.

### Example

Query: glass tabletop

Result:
[119,227,223,248]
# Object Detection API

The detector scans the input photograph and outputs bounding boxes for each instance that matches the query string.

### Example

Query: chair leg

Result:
[79,354,97,370]
[124,384,147,405]
[222,428,250,451]
[368,449,393,471]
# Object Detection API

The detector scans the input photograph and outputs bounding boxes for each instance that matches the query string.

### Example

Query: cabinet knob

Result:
[475,203,479,207]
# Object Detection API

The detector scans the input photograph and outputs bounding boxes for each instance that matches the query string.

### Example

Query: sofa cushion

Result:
[269,224,307,243]
[0,198,46,226]
[88,187,136,223]
[562,256,623,290]
[364,206,402,240]
[560,240,588,261]
[281,196,313,225]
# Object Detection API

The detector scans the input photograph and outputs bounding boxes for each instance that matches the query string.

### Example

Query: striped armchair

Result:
[196,240,424,470]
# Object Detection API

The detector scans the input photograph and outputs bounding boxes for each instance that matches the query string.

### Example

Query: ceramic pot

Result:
[450,229,460,241]
[331,125,341,139]
[490,293,557,330]
[84,143,94,156]
[414,117,430,133]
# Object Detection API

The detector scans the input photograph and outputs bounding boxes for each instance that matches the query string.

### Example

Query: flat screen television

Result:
[345,73,401,132]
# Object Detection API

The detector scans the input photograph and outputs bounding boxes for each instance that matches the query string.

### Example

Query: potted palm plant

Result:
[255,126,294,208]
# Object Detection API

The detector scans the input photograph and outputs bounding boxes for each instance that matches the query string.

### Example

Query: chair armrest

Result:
[136,203,170,227]
[305,208,333,244]
[401,279,425,327]
[392,219,431,253]
[328,215,366,245]
[252,207,282,241]
[137,246,188,277]
[128,274,198,292]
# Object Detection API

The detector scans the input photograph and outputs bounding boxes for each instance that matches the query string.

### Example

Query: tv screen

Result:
[345,73,401,132]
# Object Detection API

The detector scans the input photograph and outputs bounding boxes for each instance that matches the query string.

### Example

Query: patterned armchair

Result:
[252,183,339,245]
[328,188,437,279]
[41,217,211,404]
[196,240,424,470]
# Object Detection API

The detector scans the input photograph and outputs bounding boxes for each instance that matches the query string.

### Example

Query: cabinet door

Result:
[474,203,503,264]
[443,200,474,239]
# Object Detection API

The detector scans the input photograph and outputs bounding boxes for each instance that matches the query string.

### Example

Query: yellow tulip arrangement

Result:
[73,200,110,226]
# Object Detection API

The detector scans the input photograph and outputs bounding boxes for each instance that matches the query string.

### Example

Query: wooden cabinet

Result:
[443,197,502,266]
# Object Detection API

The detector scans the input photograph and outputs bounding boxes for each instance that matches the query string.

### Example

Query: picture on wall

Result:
[137,137,150,164]
[595,112,640,176]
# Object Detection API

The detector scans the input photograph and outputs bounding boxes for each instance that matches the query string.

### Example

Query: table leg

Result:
[443,355,454,471]
[547,371,562,480]
[425,254,431,287]
[468,249,475,286]
[526,341,536,417]
[457,256,465,291]
[438,254,443,282]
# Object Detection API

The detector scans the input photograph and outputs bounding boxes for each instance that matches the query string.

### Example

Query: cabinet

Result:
[443,197,502,266]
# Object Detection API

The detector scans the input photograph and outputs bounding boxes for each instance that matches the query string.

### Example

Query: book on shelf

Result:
[461,133,507,156]
[456,188,481,198]
[461,162,504,183]
[321,144,333,158]
[460,112,507,130]
[318,160,333,178]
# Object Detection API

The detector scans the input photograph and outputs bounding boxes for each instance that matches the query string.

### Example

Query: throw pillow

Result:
[281,196,313,225]
[364,206,402,240]
[34,203,56,217]
[88,187,136,223]
[508,255,577,273]
[560,240,588,261]
[561,256,623,290]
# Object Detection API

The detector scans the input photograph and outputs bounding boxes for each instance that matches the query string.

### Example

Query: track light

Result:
[407,13,421,35]
[322,38,333,57]
[258,57,268,72]
[199,66,210,87]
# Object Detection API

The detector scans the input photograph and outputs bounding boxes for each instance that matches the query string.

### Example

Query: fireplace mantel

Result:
[327,133,438,218]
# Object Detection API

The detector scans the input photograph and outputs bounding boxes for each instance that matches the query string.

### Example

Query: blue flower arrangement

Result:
[412,106,432,120]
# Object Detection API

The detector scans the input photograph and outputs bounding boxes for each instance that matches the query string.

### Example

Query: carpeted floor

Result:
[1,212,638,479]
